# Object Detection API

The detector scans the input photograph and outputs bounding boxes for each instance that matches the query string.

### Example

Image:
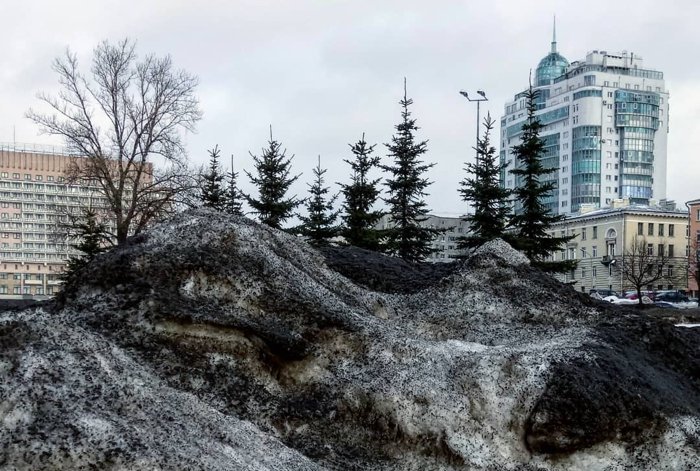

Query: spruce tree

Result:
[458,114,512,249]
[339,133,384,251]
[382,78,439,262]
[298,156,340,246]
[201,145,227,211]
[245,128,301,229]
[509,85,576,273]
[224,154,245,216]
[61,208,106,282]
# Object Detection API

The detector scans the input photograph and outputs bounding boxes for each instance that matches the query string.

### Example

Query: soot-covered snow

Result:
[1,209,699,470]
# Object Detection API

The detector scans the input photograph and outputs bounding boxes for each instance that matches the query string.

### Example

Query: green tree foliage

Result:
[61,208,107,282]
[458,114,512,250]
[509,85,576,273]
[200,145,228,211]
[245,128,301,229]
[224,158,245,216]
[339,133,384,251]
[381,79,439,262]
[298,156,340,245]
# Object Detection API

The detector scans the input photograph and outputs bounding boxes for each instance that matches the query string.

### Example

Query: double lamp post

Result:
[459,90,488,164]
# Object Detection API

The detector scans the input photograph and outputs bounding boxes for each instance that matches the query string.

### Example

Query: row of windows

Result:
[620,185,653,199]
[616,114,659,130]
[637,222,677,238]
[621,127,655,139]
[572,160,601,175]
[615,90,660,105]
[572,89,603,100]
[0,172,64,182]
[615,102,659,117]
[645,243,676,257]
[621,138,654,152]
[0,285,55,295]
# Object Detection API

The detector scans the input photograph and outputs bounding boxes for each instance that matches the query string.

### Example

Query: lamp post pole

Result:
[459,90,488,165]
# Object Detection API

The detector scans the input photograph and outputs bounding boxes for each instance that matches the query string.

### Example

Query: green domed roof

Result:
[535,51,569,87]
[535,18,568,87]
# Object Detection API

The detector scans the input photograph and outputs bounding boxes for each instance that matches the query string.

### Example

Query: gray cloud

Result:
[0,0,697,216]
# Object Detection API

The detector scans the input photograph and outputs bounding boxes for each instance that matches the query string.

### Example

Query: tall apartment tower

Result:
[500,23,669,215]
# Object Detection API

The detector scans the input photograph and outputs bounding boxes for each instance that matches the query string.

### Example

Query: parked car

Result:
[590,289,619,298]
[654,292,689,303]
[653,301,679,309]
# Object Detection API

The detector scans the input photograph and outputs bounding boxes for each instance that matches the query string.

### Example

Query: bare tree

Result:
[618,236,683,305]
[686,237,700,297]
[27,39,202,245]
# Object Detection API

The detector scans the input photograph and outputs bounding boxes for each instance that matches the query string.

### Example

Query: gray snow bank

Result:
[473,237,530,266]
[2,209,699,470]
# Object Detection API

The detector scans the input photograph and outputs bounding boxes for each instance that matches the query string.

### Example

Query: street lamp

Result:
[459,90,488,164]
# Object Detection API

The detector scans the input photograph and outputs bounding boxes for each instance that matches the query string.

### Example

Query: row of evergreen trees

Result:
[200,81,574,272]
[200,79,439,262]
[63,79,574,277]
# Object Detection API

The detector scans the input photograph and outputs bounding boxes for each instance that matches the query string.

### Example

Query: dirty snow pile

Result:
[1,209,699,471]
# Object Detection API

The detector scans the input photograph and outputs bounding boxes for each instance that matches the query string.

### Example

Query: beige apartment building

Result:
[0,144,114,300]
[550,199,690,294]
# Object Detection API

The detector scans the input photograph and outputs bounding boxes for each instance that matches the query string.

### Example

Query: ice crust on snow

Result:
[1,208,698,470]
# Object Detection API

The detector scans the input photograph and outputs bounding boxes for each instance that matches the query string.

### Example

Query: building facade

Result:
[500,28,669,215]
[375,214,470,262]
[549,201,689,294]
[686,198,700,297]
[0,144,111,299]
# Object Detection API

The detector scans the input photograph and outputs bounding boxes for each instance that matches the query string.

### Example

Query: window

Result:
[592,266,597,277]
[24,174,31,181]
[12,173,19,179]
[581,267,587,278]
[668,245,674,258]
[669,224,674,237]
[658,244,664,256]
[697,209,700,221]
[592,226,598,239]
[667,266,673,277]
[638,223,643,235]
[581,228,587,240]
[658,224,664,237]
[592,246,598,257]
[648,223,654,236]
[647,244,653,255]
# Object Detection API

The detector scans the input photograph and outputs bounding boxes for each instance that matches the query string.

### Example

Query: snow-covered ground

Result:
[1,209,698,470]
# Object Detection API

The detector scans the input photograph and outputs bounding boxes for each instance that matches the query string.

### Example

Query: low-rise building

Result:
[549,199,689,294]
[375,214,470,262]
[685,198,700,297]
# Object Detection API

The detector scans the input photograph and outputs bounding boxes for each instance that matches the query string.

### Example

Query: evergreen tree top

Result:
[508,82,576,273]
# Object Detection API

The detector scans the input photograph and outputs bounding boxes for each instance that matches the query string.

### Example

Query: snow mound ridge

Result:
[473,237,530,266]
[1,209,699,470]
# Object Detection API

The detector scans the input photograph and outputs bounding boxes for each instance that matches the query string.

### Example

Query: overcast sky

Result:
[1,0,698,216]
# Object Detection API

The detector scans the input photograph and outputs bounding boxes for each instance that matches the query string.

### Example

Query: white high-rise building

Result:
[500,24,669,215]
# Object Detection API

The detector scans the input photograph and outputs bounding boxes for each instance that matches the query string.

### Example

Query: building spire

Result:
[551,15,557,53]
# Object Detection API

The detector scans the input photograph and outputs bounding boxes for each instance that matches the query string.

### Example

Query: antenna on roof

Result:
[551,15,557,53]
